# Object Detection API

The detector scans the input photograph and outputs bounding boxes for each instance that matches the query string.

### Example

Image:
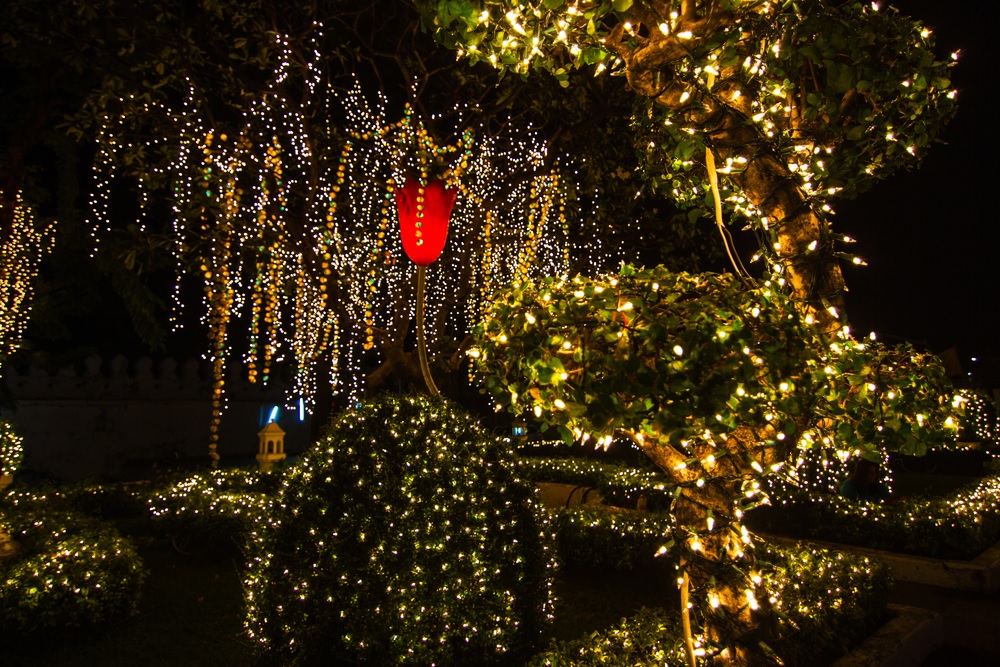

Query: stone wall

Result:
[2,355,313,480]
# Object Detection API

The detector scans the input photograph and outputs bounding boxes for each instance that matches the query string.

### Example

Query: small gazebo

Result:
[256,421,287,469]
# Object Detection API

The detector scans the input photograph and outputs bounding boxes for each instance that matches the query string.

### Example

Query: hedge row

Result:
[520,457,675,512]
[748,474,1000,559]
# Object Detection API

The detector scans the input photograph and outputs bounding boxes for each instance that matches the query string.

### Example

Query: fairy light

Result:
[0,191,55,357]
[239,394,556,664]
[88,25,604,449]
[956,389,1000,448]
[0,420,24,477]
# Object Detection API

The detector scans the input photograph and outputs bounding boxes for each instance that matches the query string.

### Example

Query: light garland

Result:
[88,23,610,447]
[0,191,55,358]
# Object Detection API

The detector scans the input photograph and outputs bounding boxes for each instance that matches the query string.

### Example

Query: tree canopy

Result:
[419,0,957,332]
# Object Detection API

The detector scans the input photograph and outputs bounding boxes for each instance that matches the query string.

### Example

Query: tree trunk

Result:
[606,3,846,334]
[632,429,779,665]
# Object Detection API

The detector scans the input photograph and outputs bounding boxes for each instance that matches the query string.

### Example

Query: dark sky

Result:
[834,1,992,369]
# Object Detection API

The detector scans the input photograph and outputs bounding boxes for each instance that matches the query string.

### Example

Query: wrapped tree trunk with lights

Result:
[419,0,958,335]
[473,266,824,664]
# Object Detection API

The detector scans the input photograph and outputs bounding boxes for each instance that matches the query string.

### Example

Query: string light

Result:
[0,191,55,357]
[88,26,608,452]
[0,420,24,478]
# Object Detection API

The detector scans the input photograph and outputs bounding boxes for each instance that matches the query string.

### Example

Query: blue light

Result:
[268,406,280,423]
[298,397,305,422]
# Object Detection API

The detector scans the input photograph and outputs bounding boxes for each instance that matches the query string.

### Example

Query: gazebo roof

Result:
[259,421,286,436]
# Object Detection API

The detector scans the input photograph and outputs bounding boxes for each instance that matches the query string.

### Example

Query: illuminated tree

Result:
[471,265,960,665]
[418,0,958,333]
[55,0,609,462]
[42,0,717,459]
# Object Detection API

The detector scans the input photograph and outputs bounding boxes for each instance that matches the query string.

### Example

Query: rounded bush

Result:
[243,393,556,666]
[0,495,146,631]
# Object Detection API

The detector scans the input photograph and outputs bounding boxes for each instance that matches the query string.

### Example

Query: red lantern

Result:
[395,178,456,266]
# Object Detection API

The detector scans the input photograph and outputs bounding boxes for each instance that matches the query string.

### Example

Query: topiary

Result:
[243,393,556,666]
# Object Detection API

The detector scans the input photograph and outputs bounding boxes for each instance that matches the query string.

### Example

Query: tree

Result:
[4,0,709,448]
[471,264,959,664]
[418,0,957,334]
[0,194,53,362]
[43,0,708,458]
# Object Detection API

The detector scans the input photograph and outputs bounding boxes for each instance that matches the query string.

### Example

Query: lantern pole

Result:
[416,265,440,396]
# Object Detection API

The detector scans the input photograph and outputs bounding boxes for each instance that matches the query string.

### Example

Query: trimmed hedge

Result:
[547,506,671,570]
[144,467,280,545]
[521,457,675,511]
[748,474,1000,559]
[528,539,892,667]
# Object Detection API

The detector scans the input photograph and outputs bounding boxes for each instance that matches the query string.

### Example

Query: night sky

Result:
[834,1,992,371]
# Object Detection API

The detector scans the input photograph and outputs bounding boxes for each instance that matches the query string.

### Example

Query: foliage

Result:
[0,419,24,476]
[548,506,673,571]
[527,540,892,667]
[758,543,892,667]
[956,389,1000,448]
[629,1,958,209]
[521,456,675,511]
[144,467,281,545]
[529,606,689,666]
[473,265,820,448]
[0,490,146,632]
[809,340,961,459]
[748,473,1000,560]
[242,393,556,666]
[772,338,962,496]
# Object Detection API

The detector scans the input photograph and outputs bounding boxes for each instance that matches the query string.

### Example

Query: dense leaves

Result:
[750,473,1000,560]
[0,492,146,632]
[473,265,820,453]
[526,539,892,667]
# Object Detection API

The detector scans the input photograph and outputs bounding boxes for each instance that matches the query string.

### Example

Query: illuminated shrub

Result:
[0,494,146,631]
[527,541,891,667]
[0,419,24,477]
[243,393,556,666]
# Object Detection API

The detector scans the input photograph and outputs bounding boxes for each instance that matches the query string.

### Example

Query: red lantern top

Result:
[395,178,456,266]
